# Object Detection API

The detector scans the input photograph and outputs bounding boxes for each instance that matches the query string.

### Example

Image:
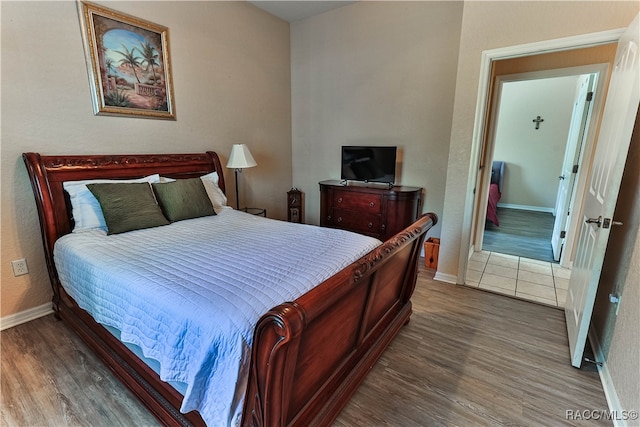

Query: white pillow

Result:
[160,171,229,213]
[64,174,161,232]
[200,171,229,213]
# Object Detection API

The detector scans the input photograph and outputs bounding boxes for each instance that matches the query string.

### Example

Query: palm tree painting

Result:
[81,3,175,119]
[138,41,160,84]
[114,42,143,84]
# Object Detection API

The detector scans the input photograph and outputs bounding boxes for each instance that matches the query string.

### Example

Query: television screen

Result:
[341,146,397,184]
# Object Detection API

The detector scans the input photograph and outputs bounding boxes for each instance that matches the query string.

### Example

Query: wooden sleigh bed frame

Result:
[23,151,437,427]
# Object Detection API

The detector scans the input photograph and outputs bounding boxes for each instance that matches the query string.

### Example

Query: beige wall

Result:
[607,217,640,414]
[290,1,464,236]
[1,1,291,318]
[592,108,640,414]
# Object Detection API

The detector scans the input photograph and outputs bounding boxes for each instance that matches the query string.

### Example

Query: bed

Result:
[486,161,504,226]
[23,151,437,427]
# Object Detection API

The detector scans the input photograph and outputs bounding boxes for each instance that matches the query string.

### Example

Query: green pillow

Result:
[87,182,169,235]
[151,178,215,222]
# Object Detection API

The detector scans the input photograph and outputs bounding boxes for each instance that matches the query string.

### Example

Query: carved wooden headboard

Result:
[22,151,225,301]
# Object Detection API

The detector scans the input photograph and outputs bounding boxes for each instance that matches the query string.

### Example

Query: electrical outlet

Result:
[11,259,29,276]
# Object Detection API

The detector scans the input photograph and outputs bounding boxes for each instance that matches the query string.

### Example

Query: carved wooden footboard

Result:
[22,151,437,427]
[244,213,436,427]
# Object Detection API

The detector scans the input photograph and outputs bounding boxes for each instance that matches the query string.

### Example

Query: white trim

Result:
[589,328,627,427]
[482,28,625,60]
[0,303,53,331]
[496,203,555,214]
[462,28,625,285]
[434,271,458,284]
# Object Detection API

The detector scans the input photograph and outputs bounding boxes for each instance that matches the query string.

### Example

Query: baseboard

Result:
[433,271,458,284]
[496,203,555,214]
[589,328,627,427]
[0,303,53,331]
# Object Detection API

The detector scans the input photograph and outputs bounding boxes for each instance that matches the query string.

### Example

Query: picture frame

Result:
[78,1,176,119]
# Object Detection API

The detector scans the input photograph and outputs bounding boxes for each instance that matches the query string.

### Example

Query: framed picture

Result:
[78,1,176,119]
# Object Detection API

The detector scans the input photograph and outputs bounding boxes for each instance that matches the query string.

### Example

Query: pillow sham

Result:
[161,171,229,213]
[87,182,169,235]
[64,174,161,232]
[152,178,215,222]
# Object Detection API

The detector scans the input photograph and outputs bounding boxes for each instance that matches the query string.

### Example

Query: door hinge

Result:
[572,164,579,174]
[560,231,566,238]
[587,91,594,102]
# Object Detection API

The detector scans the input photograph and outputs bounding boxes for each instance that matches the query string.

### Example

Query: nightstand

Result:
[241,207,266,217]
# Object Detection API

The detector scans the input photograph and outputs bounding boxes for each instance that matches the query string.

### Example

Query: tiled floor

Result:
[465,251,572,308]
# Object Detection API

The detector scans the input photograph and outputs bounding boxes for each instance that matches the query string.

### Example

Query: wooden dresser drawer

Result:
[319,180,422,241]
[332,191,382,214]
[331,209,382,236]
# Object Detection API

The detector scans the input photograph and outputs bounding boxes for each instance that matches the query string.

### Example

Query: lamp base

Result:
[234,169,240,210]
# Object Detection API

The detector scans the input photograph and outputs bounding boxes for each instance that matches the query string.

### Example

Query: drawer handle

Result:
[337,197,343,204]
[381,224,386,230]
[337,216,342,223]
[327,215,332,222]
[369,202,375,208]
[368,222,373,229]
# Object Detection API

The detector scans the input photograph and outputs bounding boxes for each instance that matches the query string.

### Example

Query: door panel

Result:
[551,75,594,261]
[565,14,639,368]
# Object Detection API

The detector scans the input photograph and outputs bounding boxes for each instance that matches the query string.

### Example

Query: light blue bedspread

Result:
[53,210,381,426]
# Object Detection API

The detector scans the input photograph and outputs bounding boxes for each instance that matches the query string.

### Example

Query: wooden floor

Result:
[483,207,556,263]
[1,266,609,427]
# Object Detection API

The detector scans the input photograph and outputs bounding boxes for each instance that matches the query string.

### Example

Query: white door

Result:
[551,74,595,261]
[565,14,639,368]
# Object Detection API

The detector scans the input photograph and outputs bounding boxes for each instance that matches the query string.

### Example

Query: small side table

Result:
[241,207,266,217]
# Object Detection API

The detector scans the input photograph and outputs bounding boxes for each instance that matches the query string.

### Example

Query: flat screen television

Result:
[341,146,397,185]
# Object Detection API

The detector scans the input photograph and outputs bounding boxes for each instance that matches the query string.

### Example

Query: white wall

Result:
[1,1,291,318]
[290,1,464,236]
[493,76,579,210]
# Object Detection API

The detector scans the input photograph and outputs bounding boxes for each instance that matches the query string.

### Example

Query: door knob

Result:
[585,216,602,227]
[559,175,566,180]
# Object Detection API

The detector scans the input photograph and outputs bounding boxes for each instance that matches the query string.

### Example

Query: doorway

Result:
[481,72,599,264]
[464,43,618,307]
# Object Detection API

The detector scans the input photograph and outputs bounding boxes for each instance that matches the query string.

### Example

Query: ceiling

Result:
[247,1,357,22]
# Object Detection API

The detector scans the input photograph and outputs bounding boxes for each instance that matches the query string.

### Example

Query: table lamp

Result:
[226,144,257,210]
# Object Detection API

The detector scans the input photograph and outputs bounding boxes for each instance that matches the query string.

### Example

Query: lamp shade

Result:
[226,144,257,169]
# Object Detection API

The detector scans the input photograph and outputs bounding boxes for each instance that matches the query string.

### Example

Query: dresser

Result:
[319,180,422,241]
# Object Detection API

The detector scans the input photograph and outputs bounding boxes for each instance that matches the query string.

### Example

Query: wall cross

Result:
[533,115,544,130]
